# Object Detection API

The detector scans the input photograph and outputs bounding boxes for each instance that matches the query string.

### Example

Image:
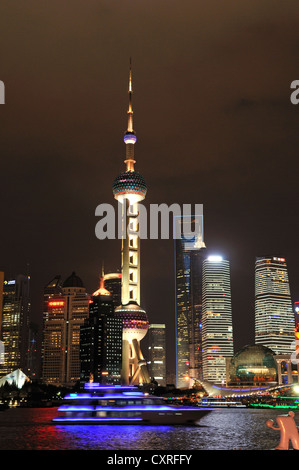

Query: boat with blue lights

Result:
[52,383,212,425]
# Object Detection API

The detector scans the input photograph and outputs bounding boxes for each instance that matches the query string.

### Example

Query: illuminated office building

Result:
[112,62,150,385]
[294,301,299,323]
[202,256,234,385]
[147,324,166,386]
[42,272,90,386]
[103,272,122,307]
[255,256,295,355]
[0,274,31,376]
[175,215,206,388]
[40,275,63,381]
[80,276,122,385]
[294,302,299,358]
[0,271,3,338]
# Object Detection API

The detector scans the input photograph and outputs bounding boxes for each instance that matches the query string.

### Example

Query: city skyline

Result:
[0,1,299,379]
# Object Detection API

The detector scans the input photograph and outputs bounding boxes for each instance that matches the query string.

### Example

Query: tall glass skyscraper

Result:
[255,256,295,355]
[175,214,206,388]
[202,256,234,385]
[294,301,299,359]
[0,274,31,377]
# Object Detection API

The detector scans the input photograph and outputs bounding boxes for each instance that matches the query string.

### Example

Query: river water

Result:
[0,406,295,451]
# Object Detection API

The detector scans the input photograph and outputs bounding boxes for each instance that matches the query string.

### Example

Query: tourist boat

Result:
[52,383,212,425]
[199,397,246,408]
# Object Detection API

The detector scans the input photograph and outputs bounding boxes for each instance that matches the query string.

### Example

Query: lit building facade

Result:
[103,272,122,307]
[42,272,90,386]
[294,302,299,330]
[255,257,295,355]
[80,277,122,385]
[147,324,166,386]
[294,301,299,359]
[0,274,31,376]
[202,256,234,385]
[175,215,206,388]
[112,63,150,385]
[0,271,3,339]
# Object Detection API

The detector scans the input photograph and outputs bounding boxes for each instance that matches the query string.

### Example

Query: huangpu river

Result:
[0,406,295,451]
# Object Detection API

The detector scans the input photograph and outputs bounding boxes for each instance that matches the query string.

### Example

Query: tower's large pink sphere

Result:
[115,303,149,342]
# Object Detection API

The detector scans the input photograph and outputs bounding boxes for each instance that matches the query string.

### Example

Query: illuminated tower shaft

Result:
[113,62,150,385]
[121,200,141,305]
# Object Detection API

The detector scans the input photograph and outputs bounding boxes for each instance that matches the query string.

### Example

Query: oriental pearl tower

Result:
[112,61,150,385]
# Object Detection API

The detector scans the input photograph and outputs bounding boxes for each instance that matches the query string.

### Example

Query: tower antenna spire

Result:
[124,58,136,172]
[128,57,133,131]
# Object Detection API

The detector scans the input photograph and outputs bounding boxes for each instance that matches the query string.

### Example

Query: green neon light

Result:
[251,404,299,409]
[276,396,299,399]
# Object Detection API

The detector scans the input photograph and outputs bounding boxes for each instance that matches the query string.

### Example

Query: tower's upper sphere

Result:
[113,170,147,203]
[123,131,137,145]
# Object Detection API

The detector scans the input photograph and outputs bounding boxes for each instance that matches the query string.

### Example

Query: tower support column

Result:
[121,339,131,385]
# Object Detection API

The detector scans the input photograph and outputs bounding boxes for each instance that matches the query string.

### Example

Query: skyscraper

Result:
[103,272,122,307]
[202,256,234,385]
[112,62,150,385]
[147,324,166,386]
[0,274,31,376]
[27,322,39,380]
[294,302,299,359]
[175,215,206,388]
[0,271,4,339]
[80,276,122,385]
[255,256,295,355]
[42,272,90,386]
[294,301,299,330]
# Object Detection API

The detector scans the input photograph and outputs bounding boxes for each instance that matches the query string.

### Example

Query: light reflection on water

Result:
[0,407,298,450]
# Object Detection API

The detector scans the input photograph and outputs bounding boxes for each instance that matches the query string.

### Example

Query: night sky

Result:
[1,1,299,376]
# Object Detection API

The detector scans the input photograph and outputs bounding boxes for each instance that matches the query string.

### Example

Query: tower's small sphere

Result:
[115,303,149,342]
[123,131,137,144]
[113,171,147,203]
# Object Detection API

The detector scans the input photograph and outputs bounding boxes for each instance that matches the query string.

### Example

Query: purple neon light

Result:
[211,385,269,392]
[58,404,207,412]
[84,383,137,390]
[58,406,94,411]
[53,417,143,423]
[97,405,176,411]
